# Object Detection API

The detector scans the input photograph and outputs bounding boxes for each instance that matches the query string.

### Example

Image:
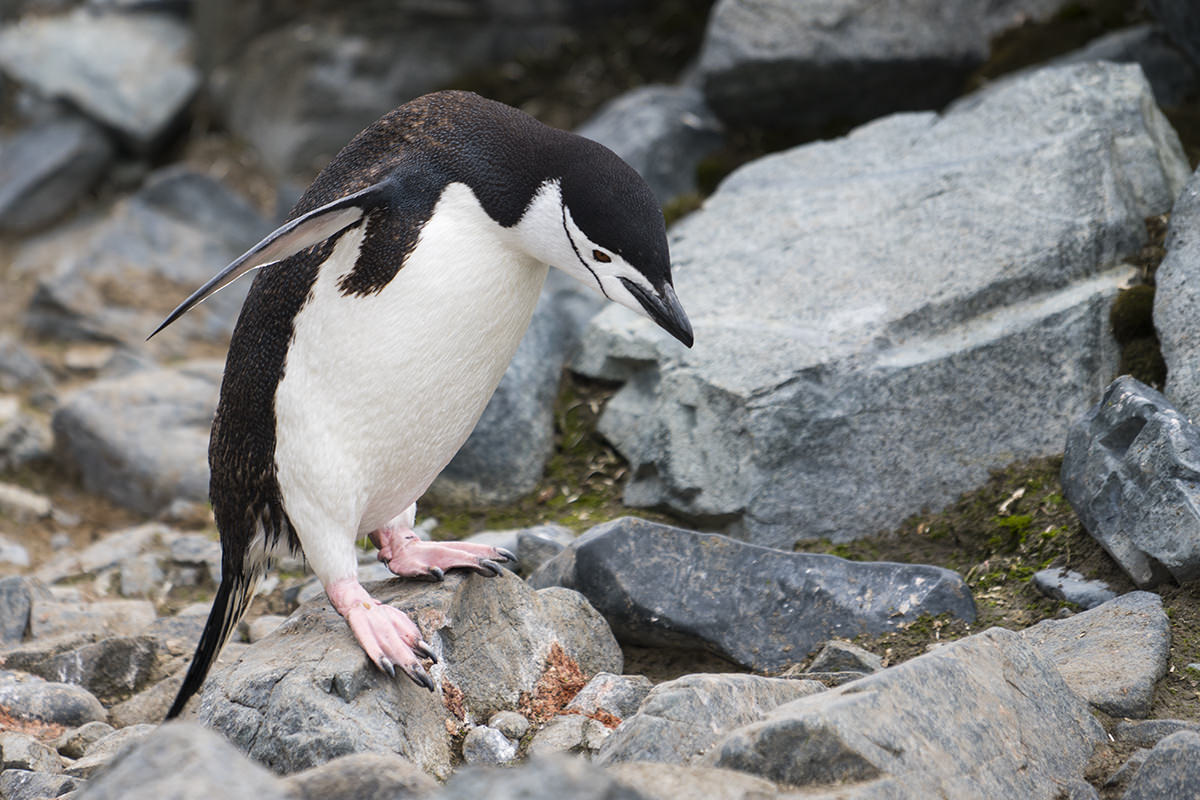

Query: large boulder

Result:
[1061,376,1200,587]
[530,518,975,671]
[199,572,621,778]
[574,62,1189,547]
[1155,164,1200,418]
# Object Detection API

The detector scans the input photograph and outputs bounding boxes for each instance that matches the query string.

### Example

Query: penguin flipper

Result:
[164,568,259,720]
[147,179,395,340]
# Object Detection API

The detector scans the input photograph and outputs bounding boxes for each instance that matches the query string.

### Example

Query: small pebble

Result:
[461,725,517,765]
[487,710,530,741]
[54,721,116,759]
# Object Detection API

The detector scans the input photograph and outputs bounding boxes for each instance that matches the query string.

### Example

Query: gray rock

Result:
[1157,165,1200,420]
[0,113,113,233]
[1122,730,1200,800]
[53,722,115,759]
[3,635,162,706]
[1048,24,1199,108]
[1106,749,1151,790]
[573,62,1188,547]
[0,770,81,800]
[436,754,649,800]
[0,733,61,773]
[0,10,199,151]
[0,536,30,568]
[530,518,975,671]
[487,710,530,742]
[462,726,517,765]
[1032,567,1117,609]
[516,525,576,577]
[63,725,155,779]
[107,643,249,727]
[1062,780,1101,800]
[431,272,602,505]
[0,482,51,522]
[1061,377,1200,587]
[565,673,652,720]
[0,673,106,727]
[697,0,1073,129]
[0,337,53,394]
[201,573,621,778]
[0,401,53,473]
[527,713,610,756]
[806,641,884,674]
[1115,719,1200,748]
[241,614,286,643]
[595,673,825,766]
[71,721,293,800]
[1147,0,1200,68]
[283,751,437,800]
[605,763,781,800]
[28,598,156,640]
[576,84,722,204]
[710,628,1104,797]
[35,523,174,585]
[117,554,164,599]
[52,364,220,515]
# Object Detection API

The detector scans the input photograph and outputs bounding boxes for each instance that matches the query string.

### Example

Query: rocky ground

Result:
[3,0,1200,799]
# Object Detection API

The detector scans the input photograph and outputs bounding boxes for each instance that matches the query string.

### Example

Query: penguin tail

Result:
[165,568,259,720]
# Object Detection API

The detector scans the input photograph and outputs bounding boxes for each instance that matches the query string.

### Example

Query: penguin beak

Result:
[619,279,694,348]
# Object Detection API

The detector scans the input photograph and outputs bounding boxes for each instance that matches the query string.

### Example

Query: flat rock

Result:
[565,672,652,720]
[63,724,155,779]
[1020,592,1169,718]
[0,732,61,773]
[434,754,648,800]
[1121,730,1200,800]
[52,364,220,515]
[697,0,1073,129]
[1061,376,1200,587]
[200,572,621,777]
[710,628,1104,798]
[1032,567,1117,609]
[595,673,825,766]
[576,84,722,204]
[530,518,975,671]
[35,523,175,585]
[282,751,438,800]
[1115,719,1200,748]
[71,721,293,800]
[0,10,199,151]
[28,598,156,640]
[605,763,780,800]
[1156,164,1200,419]
[0,112,113,233]
[573,62,1188,547]
[0,673,106,727]
[527,714,609,757]
[0,769,82,800]
[2,635,162,706]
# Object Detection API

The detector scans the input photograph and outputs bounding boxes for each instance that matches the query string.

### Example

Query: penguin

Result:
[152,90,693,720]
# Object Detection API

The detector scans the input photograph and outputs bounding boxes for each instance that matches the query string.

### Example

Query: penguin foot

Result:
[369,522,516,580]
[326,577,437,691]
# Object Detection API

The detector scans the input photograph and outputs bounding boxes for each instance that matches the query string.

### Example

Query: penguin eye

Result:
[592,249,612,263]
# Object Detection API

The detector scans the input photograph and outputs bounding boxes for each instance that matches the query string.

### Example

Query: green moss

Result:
[1120,336,1168,389]
[1111,285,1156,344]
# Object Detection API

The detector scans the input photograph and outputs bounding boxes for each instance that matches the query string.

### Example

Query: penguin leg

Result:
[368,505,515,580]
[325,576,438,690]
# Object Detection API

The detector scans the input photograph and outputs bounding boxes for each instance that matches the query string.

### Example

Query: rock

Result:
[1114,719,1200,748]
[0,337,52,395]
[435,754,648,800]
[1032,567,1117,609]
[516,525,576,577]
[52,364,220,515]
[71,721,294,800]
[0,112,113,233]
[0,770,82,800]
[1121,730,1200,800]
[782,669,868,687]
[1147,0,1200,68]
[530,518,975,671]
[573,62,1187,547]
[0,578,49,644]
[0,10,199,151]
[710,628,1104,797]
[1048,24,1199,108]
[605,763,781,800]
[35,524,174,585]
[241,615,286,643]
[487,710,530,742]
[21,167,270,349]
[3,635,162,706]
[28,599,156,640]
[0,482,51,521]
[1156,165,1200,419]
[117,554,164,599]
[0,536,30,568]
[53,722,115,759]
[0,673,106,727]
[697,0,1074,129]
[63,725,154,779]
[1106,749,1151,791]
[806,641,884,674]
[595,673,824,766]
[107,643,249,728]
[576,85,722,204]
[527,714,611,757]
[0,732,61,773]
[1061,376,1200,587]
[200,573,621,777]
[430,273,602,505]
[0,401,53,472]
[565,673,652,720]
[462,726,517,765]
[282,751,438,800]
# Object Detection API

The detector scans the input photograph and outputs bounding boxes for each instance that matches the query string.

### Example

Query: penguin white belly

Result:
[273,182,548,567]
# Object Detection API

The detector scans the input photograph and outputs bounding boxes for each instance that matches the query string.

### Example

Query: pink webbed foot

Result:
[368,518,515,581]
[326,577,437,690]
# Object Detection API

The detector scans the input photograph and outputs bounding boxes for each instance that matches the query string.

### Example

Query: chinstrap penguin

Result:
[153,90,693,719]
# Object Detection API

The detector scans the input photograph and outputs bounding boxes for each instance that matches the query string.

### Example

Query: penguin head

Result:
[510,137,693,348]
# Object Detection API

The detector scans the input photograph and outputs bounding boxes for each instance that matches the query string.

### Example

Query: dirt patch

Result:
[0,705,67,743]
[517,642,590,723]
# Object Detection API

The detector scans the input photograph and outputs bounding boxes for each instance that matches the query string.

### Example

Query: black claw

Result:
[379,656,396,678]
[428,566,445,582]
[414,640,438,663]
[474,559,502,577]
[495,547,517,564]
[404,663,435,692]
